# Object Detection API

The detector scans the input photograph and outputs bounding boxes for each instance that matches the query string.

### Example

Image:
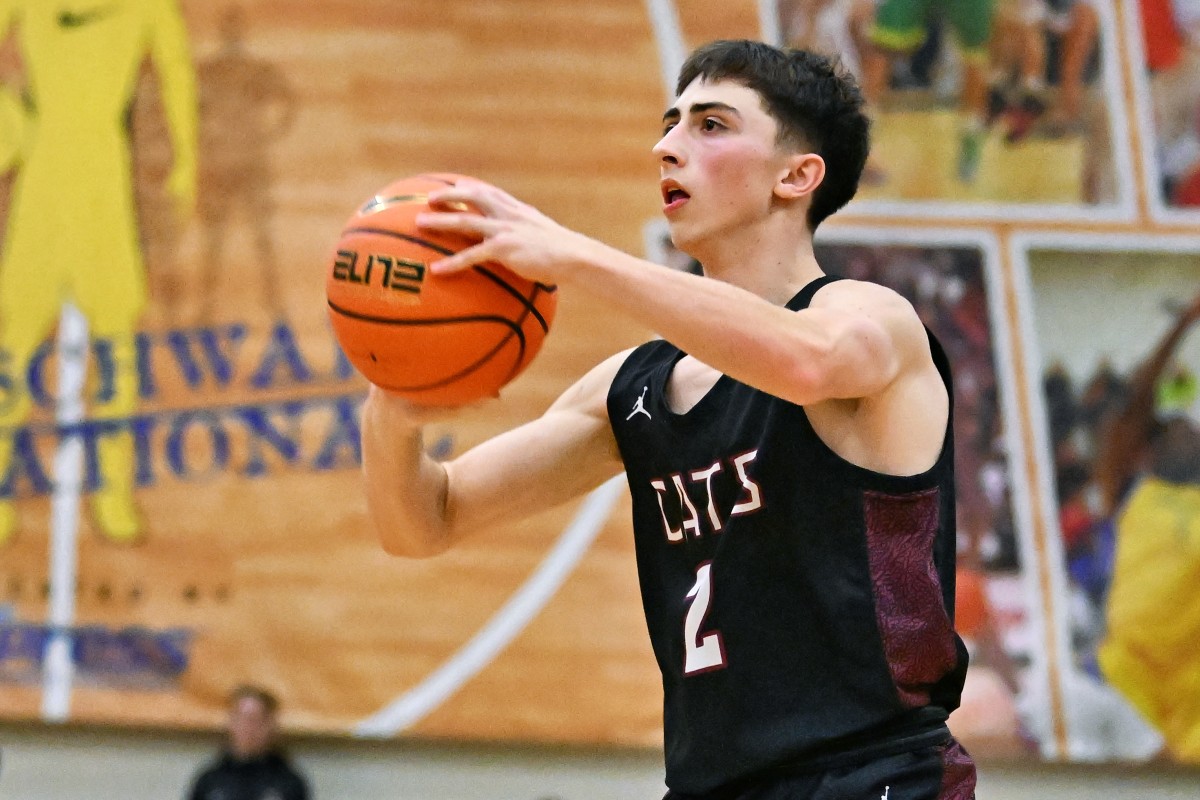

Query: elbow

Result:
[368,493,454,559]
[377,525,452,560]
[780,332,841,403]
[782,325,893,403]
[783,363,831,404]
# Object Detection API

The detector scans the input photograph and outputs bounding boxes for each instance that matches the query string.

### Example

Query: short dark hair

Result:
[229,684,279,715]
[675,40,870,231]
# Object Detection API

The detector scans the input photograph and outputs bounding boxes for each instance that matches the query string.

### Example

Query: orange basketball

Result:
[326,173,557,406]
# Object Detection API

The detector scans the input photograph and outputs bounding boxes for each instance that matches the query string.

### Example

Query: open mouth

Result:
[662,182,690,209]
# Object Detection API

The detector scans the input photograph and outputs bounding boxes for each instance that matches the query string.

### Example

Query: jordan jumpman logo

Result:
[626,386,651,420]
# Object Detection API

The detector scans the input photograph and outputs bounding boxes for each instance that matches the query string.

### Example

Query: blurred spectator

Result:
[185,685,310,800]
[1077,360,1128,446]
[1044,362,1078,450]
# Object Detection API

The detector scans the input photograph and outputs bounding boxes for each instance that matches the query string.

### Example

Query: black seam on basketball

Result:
[443,314,528,390]
[328,299,521,331]
[470,267,552,382]
[497,282,548,384]
[372,324,526,392]
[341,227,455,257]
[328,299,528,392]
[364,324,526,392]
[472,266,550,333]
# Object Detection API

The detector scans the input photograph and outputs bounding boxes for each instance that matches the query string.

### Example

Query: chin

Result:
[664,223,705,262]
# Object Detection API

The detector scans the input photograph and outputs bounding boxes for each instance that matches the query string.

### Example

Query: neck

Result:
[685,210,824,305]
[230,746,270,761]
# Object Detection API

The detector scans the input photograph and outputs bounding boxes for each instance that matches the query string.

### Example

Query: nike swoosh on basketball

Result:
[58,5,115,29]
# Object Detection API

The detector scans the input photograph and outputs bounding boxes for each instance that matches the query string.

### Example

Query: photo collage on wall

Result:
[769,0,1136,216]
[1126,0,1200,217]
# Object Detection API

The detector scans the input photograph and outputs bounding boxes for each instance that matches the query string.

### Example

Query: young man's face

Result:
[654,77,798,252]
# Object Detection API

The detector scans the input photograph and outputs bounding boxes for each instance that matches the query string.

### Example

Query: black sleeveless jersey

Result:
[606,277,968,796]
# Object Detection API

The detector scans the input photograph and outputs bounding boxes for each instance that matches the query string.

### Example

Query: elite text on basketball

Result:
[332,249,425,294]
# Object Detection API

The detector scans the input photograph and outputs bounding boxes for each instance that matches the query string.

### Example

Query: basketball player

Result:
[363,40,974,799]
[1093,291,1200,762]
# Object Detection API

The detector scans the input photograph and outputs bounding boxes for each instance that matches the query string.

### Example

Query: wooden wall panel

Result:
[0,0,667,746]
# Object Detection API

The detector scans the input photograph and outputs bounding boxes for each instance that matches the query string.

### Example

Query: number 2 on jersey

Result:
[683,562,726,675]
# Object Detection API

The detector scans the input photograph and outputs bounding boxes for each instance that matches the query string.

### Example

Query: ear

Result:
[774,153,825,201]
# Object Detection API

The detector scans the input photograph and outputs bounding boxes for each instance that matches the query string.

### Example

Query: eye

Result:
[662,122,677,136]
[701,117,724,132]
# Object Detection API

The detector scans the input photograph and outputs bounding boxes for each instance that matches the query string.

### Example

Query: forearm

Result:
[360,355,626,557]
[419,161,900,406]
[1125,310,1198,423]
[1096,306,1200,509]
[361,396,453,558]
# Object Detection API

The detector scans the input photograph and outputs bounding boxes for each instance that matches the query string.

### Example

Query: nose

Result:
[652,127,684,167]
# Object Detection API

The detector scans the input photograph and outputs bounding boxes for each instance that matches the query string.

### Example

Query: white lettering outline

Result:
[651,479,683,542]
[730,449,762,517]
[683,561,726,675]
[689,461,723,532]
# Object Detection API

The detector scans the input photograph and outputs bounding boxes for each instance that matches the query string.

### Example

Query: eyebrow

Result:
[662,101,742,123]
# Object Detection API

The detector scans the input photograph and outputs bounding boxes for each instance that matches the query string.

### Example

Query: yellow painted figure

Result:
[0,0,197,543]
[1099,477,1200,761]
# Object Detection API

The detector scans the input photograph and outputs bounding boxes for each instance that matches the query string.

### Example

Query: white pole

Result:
[41,302,88,722]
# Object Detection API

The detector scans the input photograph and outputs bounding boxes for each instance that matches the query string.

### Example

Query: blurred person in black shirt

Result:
[186,685,310,800]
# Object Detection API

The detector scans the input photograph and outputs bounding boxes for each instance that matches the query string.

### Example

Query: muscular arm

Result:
[362,350,629,558]
[418,185,923,409]
[583,260,921,406]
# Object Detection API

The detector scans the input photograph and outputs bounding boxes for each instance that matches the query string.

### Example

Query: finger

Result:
[428,240,498,275]
[427,181,498,214]
[415,211,500,239]
[429,180,517,217]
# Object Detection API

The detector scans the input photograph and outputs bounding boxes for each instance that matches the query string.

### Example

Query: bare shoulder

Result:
[812,278,929,350]
[811,277,917,315]
[806,281,947,473]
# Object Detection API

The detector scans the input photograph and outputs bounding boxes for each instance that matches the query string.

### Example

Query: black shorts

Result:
[663,739,976,800]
